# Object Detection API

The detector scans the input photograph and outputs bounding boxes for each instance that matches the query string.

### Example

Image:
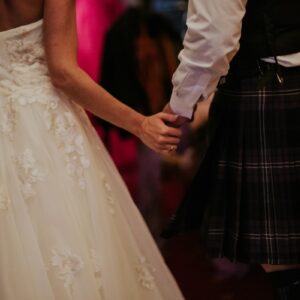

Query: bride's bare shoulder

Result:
[0,0,44,31]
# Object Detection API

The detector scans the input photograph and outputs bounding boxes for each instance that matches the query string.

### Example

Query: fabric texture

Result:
[163,66,300,265]
[0,20,184,300]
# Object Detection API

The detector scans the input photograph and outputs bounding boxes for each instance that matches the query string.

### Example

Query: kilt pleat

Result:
[163,70,300,264]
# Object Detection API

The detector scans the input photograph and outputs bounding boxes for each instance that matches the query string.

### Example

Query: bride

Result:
[0,0,184,299]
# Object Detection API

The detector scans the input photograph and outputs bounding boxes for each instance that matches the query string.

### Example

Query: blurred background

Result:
[76,1,273,299]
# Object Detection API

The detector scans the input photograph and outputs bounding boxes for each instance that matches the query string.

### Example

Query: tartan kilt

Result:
[163,67,300,264]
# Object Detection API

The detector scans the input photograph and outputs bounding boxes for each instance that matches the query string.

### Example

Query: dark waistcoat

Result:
[231,0,300,68]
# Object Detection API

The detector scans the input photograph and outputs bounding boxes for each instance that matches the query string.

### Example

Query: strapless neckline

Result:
[0,19,43,40]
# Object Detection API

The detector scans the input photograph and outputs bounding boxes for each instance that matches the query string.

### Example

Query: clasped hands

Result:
[139,103,189,155]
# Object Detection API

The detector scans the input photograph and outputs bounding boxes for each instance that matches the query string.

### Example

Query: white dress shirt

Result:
[170,0,300,119]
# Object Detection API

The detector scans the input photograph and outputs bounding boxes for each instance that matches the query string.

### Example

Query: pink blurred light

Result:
[76,0,125,80]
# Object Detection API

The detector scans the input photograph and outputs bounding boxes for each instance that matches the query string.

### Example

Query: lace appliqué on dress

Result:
[14,149,47,200]
[101,174,116,215]
[0,31,58,139]
[3,30,91,191]
[5,36,57,105]
[51,248,84,298]
[89,249,102,290]
[45,111,91,190]
[0,186,10,210]
[6,35,45,66]
[135,256,156,290]
[0,101,16,139]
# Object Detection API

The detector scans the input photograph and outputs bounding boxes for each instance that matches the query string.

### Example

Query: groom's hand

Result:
[163,103,189,128]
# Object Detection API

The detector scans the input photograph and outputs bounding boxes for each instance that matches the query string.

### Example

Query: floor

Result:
[159,180,274,300]
[163,233,274,300]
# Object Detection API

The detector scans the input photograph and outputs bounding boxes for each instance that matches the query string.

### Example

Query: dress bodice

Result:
[0,20,48,82]
[0,20,58,108]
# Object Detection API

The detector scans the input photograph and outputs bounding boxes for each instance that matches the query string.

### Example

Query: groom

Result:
[164,0,300,299]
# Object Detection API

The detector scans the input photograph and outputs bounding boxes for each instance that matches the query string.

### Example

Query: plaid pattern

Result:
[163,68,300,264]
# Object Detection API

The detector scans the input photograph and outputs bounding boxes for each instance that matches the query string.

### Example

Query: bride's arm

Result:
[43,0,181,154]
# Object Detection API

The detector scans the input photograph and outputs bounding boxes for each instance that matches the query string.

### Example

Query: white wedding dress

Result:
[0,20,184,300]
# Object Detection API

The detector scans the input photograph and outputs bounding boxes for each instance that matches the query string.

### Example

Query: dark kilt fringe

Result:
[162,66,300,264]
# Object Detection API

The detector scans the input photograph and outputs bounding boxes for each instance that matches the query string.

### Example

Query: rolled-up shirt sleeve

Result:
[170,0,248,119]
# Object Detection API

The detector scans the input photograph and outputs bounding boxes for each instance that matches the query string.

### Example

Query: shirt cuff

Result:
[170,73,222,119]
[169,89,198,119]
[169,68,215,119]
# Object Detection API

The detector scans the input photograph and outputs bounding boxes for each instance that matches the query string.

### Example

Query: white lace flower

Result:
[89,249,103,291]
[80,156,90,169]
[47,96,58,110]
[46,111,90,190]
[14,149,47,200]
[6,35,45,66]
[1,32,59,139]
[6,40,24,62]
[74,135,84,155]
[135,256,156,290]
[51,248,84,298]
[3,29,90,192]
[0,101,16,138]
[101,173,116,215]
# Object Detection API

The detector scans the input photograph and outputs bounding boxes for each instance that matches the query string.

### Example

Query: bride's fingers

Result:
[161,125,182,138]
[156,144,178,153]
[156,135,180,146]
[155,114,182,137]
[159,112,178,124]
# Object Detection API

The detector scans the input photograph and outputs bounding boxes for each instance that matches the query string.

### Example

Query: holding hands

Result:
[163,103,190,128]
[138,112,182,155]
[138,103,189,155]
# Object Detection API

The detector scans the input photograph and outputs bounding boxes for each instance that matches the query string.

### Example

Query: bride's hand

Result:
[138,113,182,154]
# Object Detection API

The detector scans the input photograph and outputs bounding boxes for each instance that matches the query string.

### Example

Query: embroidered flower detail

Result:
[101,173,115,215]
[13,82,58,107]
[0,186,10,210]
[0,101,16,138]
[46,112,90,190]
[135,256,156,290]
[51,248,84,298]
[14,149,47,200]
[0,30,59,137]
[89,249,102,289]
[6,36,45,66]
